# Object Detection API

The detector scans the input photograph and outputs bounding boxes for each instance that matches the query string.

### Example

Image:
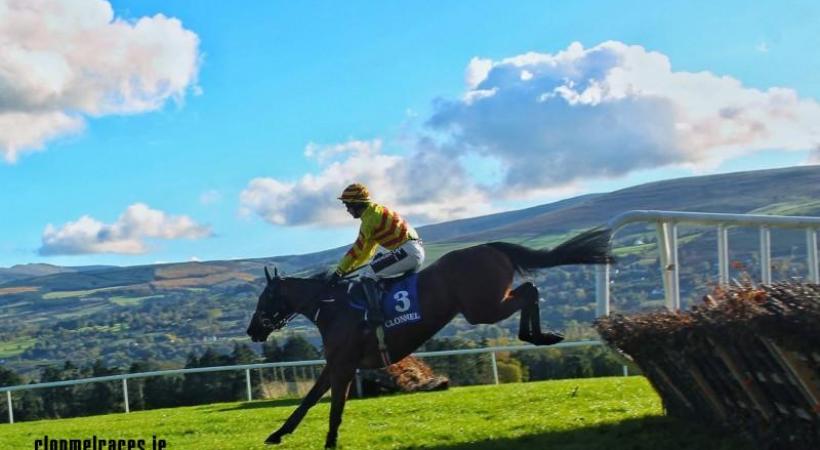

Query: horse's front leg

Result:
[265,366,331,445]
[324,364,357,449]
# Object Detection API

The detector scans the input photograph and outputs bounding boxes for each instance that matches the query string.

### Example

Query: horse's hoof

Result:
[523,332,564,346]
[536,332,565,346]
[264,433,282,445]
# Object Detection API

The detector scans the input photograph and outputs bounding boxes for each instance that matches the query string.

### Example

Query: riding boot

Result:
[361,278,384,325]
[360,277,390,365]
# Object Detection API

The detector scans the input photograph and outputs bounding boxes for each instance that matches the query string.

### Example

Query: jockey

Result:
[329,183,425,325]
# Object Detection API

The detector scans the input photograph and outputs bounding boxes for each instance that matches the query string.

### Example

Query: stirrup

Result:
[374,326,391,366]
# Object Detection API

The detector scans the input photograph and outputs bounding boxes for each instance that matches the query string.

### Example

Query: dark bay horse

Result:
[246,228,613,448]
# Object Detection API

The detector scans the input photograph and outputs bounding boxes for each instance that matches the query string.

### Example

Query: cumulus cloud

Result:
[40,203,211,255]
[429,41,820,192]
[0,0,201,162]
[240,139,489,226]
[242,41,820,227]
[808,146,820,165]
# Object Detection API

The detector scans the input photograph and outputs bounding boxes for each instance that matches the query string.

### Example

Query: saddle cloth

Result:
[349,273,421,329]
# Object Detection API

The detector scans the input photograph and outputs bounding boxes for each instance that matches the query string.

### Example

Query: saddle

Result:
[344,271,414,310]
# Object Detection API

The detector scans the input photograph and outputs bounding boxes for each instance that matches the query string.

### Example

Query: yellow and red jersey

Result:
[336,203,418,274]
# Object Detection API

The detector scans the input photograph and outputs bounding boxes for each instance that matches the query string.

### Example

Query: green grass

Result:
[749,198,820,216]
[74,323,127,333]
[109,295,165,306]
[0,377,748,450]
[42,286,123,300]
[0,337,36,358]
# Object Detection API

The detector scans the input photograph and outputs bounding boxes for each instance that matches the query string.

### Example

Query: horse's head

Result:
[246,266,295,342]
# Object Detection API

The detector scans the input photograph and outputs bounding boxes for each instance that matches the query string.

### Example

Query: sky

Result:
[1,0,819,268]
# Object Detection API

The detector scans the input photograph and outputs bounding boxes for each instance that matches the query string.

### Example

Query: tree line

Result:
[0,335,319,422]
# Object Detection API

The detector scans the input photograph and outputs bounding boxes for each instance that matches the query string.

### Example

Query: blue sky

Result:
[1,0,819,268]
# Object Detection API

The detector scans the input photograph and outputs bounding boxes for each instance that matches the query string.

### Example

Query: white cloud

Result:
[199,190,222,205]
[465,57,493,89]
[0,0,201,162]
[429,40,820,191]
[240,139,490,226]
[39,203,211,255]
[808,146,820,165]
[241,41,820,229]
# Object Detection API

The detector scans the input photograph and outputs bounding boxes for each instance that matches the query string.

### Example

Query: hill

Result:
[0,377,749,449]
[1,165,819,374]
[0,264,116,284]
[452,165,820,241]
[5,166,819,293]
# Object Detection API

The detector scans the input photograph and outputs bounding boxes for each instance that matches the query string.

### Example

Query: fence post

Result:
[622,365,629,377]
[807,228,819,283]
[122,378,129,413]
[245,368,252,402]
[657,221,680,311]
[354,369,363,398]
[490,352,499,385]
[718,224,729,284]
[6,391,13,424]
[595,264,610,317]
[760,226,772,284]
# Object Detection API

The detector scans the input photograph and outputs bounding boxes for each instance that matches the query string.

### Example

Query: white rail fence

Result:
[1,340,606,424]
[595,210,820,317]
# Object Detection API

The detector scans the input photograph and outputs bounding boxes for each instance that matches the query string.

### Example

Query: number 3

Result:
[394,290,410,312]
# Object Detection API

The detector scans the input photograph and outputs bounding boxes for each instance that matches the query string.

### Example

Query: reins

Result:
[298,277,352,326]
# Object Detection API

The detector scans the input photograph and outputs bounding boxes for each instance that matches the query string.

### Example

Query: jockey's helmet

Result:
[338,183,370,203]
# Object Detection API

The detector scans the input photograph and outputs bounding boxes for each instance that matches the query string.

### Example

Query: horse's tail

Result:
[487,228,615,273]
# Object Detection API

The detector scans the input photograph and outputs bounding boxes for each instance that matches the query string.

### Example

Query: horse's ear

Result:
[264,266,272,283]
[274,267,279,278]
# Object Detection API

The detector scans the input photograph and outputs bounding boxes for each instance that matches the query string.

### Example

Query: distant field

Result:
[750,198,820,216]
[43,286,126,300]
[0,287,38,296]
[0,377,748,450]
[0,337,36,358]
[109,295,165,306]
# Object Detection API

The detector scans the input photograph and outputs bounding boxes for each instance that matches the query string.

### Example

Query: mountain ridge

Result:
[2,165,819,294]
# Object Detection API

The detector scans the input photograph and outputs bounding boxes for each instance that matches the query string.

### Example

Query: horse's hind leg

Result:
[515,283,564,346]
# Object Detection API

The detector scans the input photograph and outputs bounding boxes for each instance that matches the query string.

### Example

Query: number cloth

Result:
[381,273,422,329]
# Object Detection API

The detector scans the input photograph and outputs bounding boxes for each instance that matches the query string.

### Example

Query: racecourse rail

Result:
[594,210,820,316]
[4,210,820,424]
[0,340,608,424]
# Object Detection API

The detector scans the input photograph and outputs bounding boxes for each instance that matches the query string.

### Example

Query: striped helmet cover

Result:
[338,183,370,202]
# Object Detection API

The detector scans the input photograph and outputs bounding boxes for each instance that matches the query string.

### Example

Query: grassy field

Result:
[0,337,36,358]
[0,377,748,450]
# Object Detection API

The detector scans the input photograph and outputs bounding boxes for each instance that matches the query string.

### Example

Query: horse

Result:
[246,228,613,448]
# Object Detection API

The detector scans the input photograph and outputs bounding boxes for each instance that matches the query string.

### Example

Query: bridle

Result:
[257,271,344,333]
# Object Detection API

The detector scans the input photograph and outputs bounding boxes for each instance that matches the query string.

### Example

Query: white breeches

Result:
[359,239,425,280]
